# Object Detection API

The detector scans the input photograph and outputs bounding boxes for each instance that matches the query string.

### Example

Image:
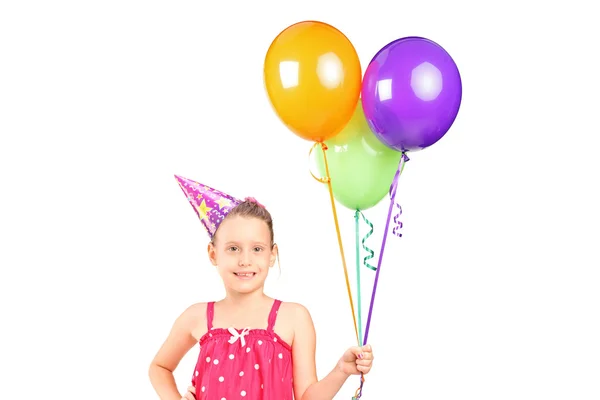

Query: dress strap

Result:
[267,299,282,332]
[206,301,215,331]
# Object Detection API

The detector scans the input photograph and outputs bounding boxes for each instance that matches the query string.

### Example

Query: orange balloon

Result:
[264,21,362,143]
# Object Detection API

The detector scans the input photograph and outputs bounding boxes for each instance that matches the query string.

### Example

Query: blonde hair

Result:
[222,198,274,245]
[211,198,274,246]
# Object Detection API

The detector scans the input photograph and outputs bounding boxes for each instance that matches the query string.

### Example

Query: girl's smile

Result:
[233,272,256,280]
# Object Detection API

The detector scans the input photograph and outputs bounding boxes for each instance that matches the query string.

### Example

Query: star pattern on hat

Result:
[216,197,232,210]
[197,199,212,220]
[175,175,242,238]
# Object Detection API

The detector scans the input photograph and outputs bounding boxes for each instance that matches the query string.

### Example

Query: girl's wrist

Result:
[336,358,351,377]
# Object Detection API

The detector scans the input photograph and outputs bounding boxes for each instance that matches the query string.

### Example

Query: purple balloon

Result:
[361,37,462,152]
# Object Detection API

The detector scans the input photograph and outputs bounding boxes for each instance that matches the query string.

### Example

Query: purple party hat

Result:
[174,175,242,238]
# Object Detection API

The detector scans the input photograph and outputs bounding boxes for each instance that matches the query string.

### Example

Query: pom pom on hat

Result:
[244,196,265,208]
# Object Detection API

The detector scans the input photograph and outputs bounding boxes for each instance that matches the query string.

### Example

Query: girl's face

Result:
[208,215,277,295]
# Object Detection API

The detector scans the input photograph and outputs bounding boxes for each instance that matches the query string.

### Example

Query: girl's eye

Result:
[228,246,238,252]
[253,247,263,252]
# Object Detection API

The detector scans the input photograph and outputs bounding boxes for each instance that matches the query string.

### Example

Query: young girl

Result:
[148,175,374,400]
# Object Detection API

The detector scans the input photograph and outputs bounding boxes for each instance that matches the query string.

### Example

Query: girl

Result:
[148,176,374,400]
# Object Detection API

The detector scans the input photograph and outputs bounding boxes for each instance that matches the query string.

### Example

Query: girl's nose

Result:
[238,252,252,266]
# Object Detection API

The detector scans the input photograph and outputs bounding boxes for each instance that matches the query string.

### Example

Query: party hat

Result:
[174,175,242,238]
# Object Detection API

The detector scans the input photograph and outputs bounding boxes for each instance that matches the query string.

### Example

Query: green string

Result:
[354,211,363,345]
[359,210,375,272]
[355,209,376,347]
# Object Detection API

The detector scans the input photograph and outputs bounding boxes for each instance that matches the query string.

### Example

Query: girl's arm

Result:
[149,304,202,400]
[291,304,351,400]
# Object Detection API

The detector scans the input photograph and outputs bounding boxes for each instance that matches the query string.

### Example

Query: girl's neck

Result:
[220,288,271,310]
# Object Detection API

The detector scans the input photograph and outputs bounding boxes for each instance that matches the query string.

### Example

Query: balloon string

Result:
[355,211,363,347]
[354,209,374,348]
[355,152,409,399]
[352,374,366,400]
[390,156,407,237]
[353,208,375,399]
[364,152,408,344]
[310,142,360,346]
[353,209,376,345]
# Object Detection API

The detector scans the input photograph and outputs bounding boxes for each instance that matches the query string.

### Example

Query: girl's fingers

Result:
[357,364,371,373]
[182,390,196,400]
[356,359,372,367]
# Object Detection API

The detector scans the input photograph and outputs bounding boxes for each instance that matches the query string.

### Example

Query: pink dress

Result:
[191,299,294,400]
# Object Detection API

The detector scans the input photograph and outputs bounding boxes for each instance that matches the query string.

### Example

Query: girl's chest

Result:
[195,332,292,378]
[193,324,294,347]
[200,329,291,353]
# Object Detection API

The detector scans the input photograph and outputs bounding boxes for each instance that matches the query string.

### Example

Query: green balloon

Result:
[313,100,403,210]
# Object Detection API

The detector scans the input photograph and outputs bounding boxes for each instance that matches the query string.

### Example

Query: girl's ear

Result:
[208,242,218,266]
[270,243,278,268]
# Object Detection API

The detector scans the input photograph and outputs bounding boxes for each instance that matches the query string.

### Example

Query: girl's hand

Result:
[337,344,374,376]
[181,385,196,400]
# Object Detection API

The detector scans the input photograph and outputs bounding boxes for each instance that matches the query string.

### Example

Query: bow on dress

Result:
[227,327,250,347]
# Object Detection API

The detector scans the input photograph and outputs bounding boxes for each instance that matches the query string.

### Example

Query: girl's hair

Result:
[214,197,274,246]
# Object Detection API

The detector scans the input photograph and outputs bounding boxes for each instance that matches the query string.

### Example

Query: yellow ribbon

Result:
[309,142,360,346]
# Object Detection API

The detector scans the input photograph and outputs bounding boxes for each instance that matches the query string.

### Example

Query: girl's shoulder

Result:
[278,300,310,316]
[178,301,208,317]
[283,298,315,311]
[273,301,316,350]
[276,301,314,331]
[178,302,209,341]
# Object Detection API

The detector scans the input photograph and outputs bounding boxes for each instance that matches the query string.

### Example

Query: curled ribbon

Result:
[389,153,409,239]
[392,203,403,237]
[358,211,376,271]
[308,142,331,183]
[390,153,410,237]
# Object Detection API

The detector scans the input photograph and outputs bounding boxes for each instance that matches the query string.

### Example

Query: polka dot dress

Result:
[191,300,293,400]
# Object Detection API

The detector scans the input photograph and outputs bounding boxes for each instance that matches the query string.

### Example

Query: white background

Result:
[1,0,599,399]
